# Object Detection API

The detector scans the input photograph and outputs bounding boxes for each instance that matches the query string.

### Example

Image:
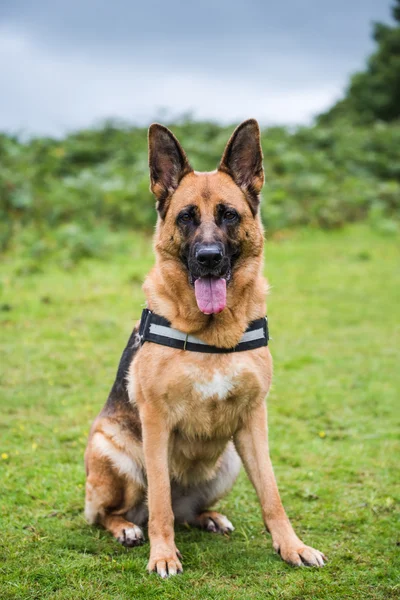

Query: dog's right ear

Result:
[148,124,193,217]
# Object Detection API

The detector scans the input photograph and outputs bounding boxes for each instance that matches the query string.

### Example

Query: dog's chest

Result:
[192,367,240,402]
[131,344,271,437]
[168,352,269,435]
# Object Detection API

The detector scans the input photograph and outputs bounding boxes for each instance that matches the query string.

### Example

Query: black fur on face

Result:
[177,203,242,285]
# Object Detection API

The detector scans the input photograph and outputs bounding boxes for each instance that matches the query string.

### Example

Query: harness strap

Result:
[139,308,269,353]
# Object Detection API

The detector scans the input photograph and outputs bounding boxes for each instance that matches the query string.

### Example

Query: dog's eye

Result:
[179,212,192,223]
[224,210,238,222]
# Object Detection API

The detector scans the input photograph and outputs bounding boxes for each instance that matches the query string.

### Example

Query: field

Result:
[0,224,399,599]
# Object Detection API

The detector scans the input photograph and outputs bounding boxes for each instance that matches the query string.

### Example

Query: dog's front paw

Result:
[147,543,183,578]
[274,537,326,567]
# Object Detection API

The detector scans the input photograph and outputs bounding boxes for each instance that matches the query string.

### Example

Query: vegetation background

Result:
[0,2,399,599]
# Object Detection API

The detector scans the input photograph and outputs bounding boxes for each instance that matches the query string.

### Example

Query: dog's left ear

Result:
[148,123,193,217]
[218,119,264,215]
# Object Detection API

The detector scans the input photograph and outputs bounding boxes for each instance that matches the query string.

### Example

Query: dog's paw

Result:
[117,525,144,547]
[275,539,326,567]
[195,511,234,535]
[147,546,183,578]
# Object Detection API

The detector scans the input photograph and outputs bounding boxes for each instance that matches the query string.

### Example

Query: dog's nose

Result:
[196,245,223,269]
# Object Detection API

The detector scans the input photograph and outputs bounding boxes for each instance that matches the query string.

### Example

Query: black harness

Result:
[138,308,269,353]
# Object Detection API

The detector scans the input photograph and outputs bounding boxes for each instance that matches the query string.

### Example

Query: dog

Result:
[84,119,326,578]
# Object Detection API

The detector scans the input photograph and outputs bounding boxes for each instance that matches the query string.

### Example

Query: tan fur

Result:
[84,121,326,578]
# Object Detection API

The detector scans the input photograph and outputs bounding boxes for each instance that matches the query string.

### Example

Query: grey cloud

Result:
[0,0,394,135]
[1,0,390,56]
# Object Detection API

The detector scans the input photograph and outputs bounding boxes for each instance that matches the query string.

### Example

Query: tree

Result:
[318,1,400,125]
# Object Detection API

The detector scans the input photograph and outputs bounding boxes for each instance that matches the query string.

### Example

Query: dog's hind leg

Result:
[172,441,241,534]
[192,510,235,534]
[85,429,146,547]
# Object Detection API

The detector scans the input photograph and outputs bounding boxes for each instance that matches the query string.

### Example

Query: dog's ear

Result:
[148,124,193,217]
[218,119,264,215]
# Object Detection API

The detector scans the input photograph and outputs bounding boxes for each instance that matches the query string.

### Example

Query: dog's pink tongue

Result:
[194,277,227,314]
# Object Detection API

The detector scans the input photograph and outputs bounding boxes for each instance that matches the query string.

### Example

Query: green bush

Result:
[1,120,399,263]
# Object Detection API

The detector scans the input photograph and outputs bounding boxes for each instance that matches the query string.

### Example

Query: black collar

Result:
[138,308,269,353]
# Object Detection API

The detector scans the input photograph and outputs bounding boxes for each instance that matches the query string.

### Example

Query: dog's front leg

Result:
[141,403,182,578]
[234,400,326,567]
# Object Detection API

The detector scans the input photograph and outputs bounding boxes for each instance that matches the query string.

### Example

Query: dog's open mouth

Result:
[188,269,232,315]
[194,277,226,314]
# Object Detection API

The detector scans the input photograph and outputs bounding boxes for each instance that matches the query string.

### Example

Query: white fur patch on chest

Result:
[194,369,239,401]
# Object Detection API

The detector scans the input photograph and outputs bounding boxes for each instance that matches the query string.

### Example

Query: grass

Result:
[0,224,399,599]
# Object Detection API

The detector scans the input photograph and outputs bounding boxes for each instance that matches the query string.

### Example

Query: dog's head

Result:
[148,120,265,315]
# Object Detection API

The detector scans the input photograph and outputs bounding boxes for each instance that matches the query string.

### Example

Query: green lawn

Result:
[0,225,399,599]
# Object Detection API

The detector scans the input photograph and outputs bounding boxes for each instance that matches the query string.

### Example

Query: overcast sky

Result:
[0,0,393,136]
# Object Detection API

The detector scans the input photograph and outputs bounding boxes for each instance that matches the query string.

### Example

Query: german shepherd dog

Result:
[84,120,326,577]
